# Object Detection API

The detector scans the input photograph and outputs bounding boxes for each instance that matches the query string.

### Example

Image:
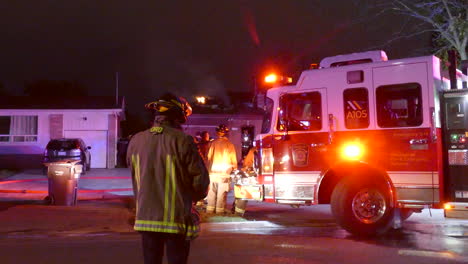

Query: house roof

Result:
[184,113,263,126]
[0,96,125,110]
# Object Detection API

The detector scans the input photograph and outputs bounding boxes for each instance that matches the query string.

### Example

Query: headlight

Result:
[261,148,274,174]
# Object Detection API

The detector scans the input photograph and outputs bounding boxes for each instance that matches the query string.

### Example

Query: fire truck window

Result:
[261,97,274,134]
[347,70,364,84]
[343,88,369,129]
[376,83,423,127]
[278,92,322,131]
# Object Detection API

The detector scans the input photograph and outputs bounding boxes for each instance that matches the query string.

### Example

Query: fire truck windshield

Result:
[261,97,274,133]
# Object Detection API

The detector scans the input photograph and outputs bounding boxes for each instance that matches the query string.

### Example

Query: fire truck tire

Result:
[331,177,394,237]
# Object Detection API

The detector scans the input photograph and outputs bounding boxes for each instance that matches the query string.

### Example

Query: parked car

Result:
[43,138,91,174]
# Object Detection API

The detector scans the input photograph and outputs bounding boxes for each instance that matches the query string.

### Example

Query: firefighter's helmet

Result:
[216,124,229,135]
[145,93,192,123]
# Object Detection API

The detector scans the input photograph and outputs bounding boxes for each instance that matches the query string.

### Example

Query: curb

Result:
[0,176,132,195]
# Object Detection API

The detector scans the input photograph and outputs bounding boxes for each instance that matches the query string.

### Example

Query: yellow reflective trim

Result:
[135,220,197,231]
[134,226,199,237]
[135,227,179,233]
[131,154,141,213]
[136,155,140,192]
[150,126,164,134]
[170,99,183,109]
[164,155,170,221]
[235,207,246,213]
[132,154,141,192]
[171,155,176,222]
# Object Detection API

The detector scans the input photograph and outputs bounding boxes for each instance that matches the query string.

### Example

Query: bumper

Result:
[444,202,468,219]
[234,184,263,201]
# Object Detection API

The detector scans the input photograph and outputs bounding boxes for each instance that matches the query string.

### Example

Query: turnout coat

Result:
[206,136,238,182]
[127,117,210,239]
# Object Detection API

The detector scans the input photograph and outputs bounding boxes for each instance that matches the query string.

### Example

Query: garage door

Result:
[64,130,108,168]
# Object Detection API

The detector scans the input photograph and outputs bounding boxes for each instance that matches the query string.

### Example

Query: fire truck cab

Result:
[234,50,468,236]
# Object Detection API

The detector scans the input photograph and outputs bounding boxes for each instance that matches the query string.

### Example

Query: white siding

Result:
[0,110,119,157]
[63,112,108,130]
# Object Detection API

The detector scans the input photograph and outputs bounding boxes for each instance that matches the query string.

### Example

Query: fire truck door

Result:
[274,89,328,201]
[443,90,468,202]
[373,62,437,204]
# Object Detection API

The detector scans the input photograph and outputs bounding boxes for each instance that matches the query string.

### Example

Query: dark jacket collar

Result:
[153,115,182,130]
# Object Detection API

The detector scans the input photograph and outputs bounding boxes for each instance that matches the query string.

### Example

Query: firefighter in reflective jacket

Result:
[206,124,238,214]
[233,146,257,216]
[127,93,210,264]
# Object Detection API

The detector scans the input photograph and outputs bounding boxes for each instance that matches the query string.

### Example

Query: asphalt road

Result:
[2,203,468,264]
[2,169,468,263]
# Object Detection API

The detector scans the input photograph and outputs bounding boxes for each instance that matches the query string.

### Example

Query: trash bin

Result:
[44,160,83,206]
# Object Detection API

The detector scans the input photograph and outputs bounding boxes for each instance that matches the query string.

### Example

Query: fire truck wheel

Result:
[331,177,394,237]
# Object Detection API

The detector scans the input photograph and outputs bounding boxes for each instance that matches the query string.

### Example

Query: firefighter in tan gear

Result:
[233,146,257,216]
[206,124,237,214]
[127,93,210,264]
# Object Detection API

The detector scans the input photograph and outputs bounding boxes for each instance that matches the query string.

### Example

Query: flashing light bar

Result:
[264,73,293,85]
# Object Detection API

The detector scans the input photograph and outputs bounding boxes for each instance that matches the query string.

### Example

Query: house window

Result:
[0,116,38,142]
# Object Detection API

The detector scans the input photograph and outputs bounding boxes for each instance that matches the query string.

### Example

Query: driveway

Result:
[0,168,133,202]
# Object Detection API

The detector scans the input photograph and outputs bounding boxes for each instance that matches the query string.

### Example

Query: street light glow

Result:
[196,96,206,104]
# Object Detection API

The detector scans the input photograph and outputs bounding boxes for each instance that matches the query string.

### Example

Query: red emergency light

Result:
[264,73,293,85]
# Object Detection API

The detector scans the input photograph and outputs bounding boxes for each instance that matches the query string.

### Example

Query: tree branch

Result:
[366,28,434,51]
[394,0,464,52]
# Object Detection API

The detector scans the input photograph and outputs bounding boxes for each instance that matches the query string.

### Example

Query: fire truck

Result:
[234,50,468,236]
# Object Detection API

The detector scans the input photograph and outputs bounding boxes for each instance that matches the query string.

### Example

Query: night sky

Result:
[0,1,432,129]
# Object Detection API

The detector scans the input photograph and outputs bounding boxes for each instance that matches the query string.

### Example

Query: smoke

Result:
[182,60,229,105]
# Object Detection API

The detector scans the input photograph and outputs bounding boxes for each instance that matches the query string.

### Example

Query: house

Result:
[0,96,125,169]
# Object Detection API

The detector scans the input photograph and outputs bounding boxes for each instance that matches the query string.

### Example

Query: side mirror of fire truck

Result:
[277,110,290,140]
[279,122,290,141]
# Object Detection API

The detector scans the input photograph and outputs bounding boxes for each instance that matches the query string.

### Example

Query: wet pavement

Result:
[1,169,468,263]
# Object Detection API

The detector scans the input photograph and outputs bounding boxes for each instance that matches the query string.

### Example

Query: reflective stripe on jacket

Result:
[127,118,209,239]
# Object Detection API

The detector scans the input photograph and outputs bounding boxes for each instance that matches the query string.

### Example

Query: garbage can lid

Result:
[44,160,82,167]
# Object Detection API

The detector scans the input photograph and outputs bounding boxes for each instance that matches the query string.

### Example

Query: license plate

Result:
[234,184,262,200]
[58,151,66,156]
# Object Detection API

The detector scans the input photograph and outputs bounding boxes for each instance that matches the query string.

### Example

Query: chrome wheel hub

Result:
[351,188,386,224]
